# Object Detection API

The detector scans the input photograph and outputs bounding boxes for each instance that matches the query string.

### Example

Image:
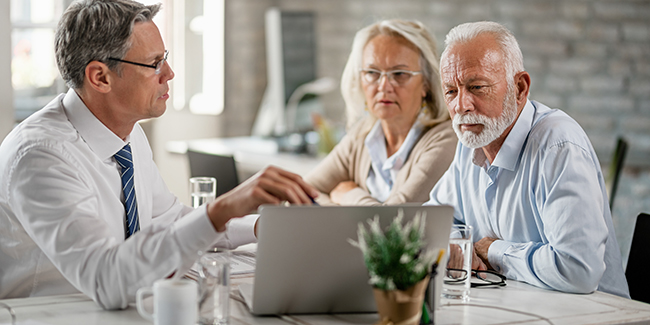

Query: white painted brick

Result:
[545,75,578,93]
[608,60,633,77]
[623,23,650,42]
[520,21,558,38]
[621,117,650,132]
[574,42,608,58]
[519,39,568,57]
[630,134,650,152]
[556,21,584,40]
[636,62,650,77]
[560,2,589,19]
[428,1,456,17]
[549,58,602,75]
[593,2,647,20]
[568,96,635,113]
[497,1,556,18]
[571,114,616,130]
[581,76,624,93]
[464,3,495,20]
[617,43,650,59]
[529,93,563,109]
[585,23,619,42]
[630,79,650,98]
[523,56,545,72]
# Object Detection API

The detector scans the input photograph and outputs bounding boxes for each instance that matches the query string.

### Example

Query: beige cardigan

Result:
[305,119,457,205]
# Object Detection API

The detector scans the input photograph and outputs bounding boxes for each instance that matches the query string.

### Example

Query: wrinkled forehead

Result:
[440,37,506,83]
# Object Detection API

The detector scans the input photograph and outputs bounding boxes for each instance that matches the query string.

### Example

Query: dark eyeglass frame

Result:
[108,50,169,75]
[445,268,507,288]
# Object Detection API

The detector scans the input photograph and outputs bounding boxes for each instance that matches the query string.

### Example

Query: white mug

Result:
[136,279,198,325]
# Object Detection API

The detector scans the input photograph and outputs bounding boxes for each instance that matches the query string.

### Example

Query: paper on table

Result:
[229,250,256,275]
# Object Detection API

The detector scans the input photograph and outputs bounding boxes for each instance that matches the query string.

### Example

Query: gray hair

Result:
[441,21,524,82]
[340,19,449,131]
[55,0,161,89]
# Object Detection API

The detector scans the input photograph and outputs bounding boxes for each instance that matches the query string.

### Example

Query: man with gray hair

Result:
[0,0,318,309]
[426,21,630,298]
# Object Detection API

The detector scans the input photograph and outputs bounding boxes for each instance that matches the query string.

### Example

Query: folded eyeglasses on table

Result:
[445,269,507,288]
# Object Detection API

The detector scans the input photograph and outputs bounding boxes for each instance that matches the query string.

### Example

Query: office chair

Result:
[606,137,628,210]
[187,150,239,198]
[625,213,650,303]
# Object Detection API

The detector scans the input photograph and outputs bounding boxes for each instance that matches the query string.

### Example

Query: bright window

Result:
[10,0,69,121]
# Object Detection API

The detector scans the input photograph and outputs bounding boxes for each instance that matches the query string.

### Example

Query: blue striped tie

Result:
[114,144,140,238]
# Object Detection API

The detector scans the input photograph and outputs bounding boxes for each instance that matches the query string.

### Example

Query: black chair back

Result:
[607,137,628,209]
[187,150,239,198]
[626,213,650,303]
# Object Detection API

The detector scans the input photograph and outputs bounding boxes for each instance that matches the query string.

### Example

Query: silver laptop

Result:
[239,204,454,315]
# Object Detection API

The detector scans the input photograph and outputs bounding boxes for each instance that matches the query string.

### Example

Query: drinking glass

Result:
[190,177,216,208]
[197,249,231,325]
[442,224,472,302]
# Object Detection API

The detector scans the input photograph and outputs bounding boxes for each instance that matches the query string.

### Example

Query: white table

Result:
[166,136,323,178]
[2,276,649,325]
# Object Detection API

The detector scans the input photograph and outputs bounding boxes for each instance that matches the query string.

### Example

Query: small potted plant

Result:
[349,210,439,325]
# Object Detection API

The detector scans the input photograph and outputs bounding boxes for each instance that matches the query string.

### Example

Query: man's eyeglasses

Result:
[359,68,422,86]
[445,269,507,288]
[108,50,169,75]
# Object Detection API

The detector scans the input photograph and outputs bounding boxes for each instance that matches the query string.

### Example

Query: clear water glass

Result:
[197,249,231,325]
[190,177,216,208]
[442,224,473,302]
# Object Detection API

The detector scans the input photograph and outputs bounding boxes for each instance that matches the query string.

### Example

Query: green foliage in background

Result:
[349,210,436,291]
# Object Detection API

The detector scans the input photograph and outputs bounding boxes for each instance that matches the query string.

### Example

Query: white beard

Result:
[452,85,518,149]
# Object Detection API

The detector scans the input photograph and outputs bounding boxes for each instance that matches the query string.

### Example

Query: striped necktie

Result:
[114,144,140,238]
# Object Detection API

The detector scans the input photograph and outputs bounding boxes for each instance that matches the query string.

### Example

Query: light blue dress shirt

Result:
[426,100,630,298]
[365,119,424,202]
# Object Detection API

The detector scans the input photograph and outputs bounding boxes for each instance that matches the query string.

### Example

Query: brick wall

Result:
[222,0,650,261]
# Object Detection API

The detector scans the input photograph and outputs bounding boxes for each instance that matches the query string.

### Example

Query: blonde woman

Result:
[306,20,457,205]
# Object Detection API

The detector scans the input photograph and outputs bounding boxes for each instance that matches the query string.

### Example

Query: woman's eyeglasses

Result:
[359,68,422,86]
[445,268,507,288]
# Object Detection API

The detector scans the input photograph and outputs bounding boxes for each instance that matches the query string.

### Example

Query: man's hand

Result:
[330,181,358,204]
[205,166,319,231]
[474,237,498,270]
[448,242,488,271]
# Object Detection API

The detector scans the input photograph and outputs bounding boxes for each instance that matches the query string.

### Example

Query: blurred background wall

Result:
[214,0,650,264]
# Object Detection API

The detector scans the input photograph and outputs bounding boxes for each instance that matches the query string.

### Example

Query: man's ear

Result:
[514,71,531,105]
[84,61,112,94]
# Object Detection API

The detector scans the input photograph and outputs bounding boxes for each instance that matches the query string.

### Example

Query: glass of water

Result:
[442,224,473,302]
[197,249,231,325]
[190,177,216,208]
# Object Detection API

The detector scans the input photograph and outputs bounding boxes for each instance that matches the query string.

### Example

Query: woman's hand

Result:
[330,181,359,204]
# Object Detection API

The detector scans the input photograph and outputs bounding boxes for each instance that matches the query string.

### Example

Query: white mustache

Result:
[453,113,492,127]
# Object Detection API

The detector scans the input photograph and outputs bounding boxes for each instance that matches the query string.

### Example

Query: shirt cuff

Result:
[487,239,511,273]
[172,205,222,264]
[224,214,259,247]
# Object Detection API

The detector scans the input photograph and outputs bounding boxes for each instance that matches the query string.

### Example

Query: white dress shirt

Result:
[365,119,424,202]
[0,89,257,309]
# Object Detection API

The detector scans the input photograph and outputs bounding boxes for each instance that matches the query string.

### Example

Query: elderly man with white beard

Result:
[425,21,630,298]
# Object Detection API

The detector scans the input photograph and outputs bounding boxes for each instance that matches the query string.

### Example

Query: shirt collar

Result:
[365,118,425,171]
[472,99,536,171]
[62,89,129,161]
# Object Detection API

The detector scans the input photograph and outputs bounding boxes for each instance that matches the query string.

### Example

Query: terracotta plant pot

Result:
[372,275,430,325]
